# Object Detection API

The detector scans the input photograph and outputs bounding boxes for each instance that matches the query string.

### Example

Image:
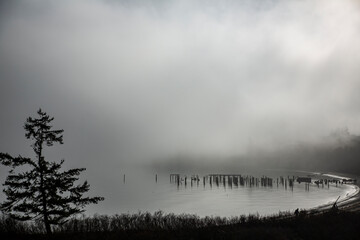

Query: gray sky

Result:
[1,0,360,174]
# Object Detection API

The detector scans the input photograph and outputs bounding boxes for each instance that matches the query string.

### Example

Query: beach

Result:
[308,172,360,213]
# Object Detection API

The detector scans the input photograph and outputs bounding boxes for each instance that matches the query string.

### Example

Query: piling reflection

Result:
[169,173,354,192]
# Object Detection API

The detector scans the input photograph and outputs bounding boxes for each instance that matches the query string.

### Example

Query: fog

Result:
[1,0,360,177]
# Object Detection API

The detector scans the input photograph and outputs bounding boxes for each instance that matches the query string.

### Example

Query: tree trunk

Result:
[44,214,52,234]
[38,142,52,234]
[41,173,52,234]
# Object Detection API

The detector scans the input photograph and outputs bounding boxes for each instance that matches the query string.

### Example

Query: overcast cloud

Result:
[1,0,360,173]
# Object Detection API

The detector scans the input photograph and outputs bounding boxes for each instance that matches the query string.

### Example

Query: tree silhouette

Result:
[0,109,104,234]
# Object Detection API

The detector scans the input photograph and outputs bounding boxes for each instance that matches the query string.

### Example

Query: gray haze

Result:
[1,0,360,179]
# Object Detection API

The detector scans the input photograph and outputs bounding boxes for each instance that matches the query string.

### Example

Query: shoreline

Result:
[261,169,360,215]
[309,172,360,213]
[337,180,360,212]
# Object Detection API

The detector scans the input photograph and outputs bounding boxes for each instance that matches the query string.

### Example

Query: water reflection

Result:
[88,170,357,217]
[169,173,353,192]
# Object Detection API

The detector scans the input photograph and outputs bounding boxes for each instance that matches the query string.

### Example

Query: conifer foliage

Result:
[0,109,104,234]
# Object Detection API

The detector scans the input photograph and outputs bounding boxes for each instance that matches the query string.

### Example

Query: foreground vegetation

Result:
[1,209,360,239]
[0,109,103,234]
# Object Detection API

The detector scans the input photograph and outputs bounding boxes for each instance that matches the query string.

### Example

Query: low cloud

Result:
[1,0,360,169]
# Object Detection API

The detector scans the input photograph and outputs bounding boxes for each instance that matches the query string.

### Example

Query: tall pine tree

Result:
[0,109,104,234]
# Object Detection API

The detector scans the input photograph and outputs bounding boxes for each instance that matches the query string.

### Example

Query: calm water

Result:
[87,169,358,217]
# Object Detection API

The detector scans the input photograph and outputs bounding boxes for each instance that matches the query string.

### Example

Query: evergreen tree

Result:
[0,109,104,234]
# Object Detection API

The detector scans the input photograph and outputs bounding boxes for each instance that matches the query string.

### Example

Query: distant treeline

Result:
[152,130,360,175]
[259,132,360,174]
[2,210,360,239]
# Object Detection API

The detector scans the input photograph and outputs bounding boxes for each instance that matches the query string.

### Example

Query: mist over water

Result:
[1,0,360,217]
[86,169,357,217]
